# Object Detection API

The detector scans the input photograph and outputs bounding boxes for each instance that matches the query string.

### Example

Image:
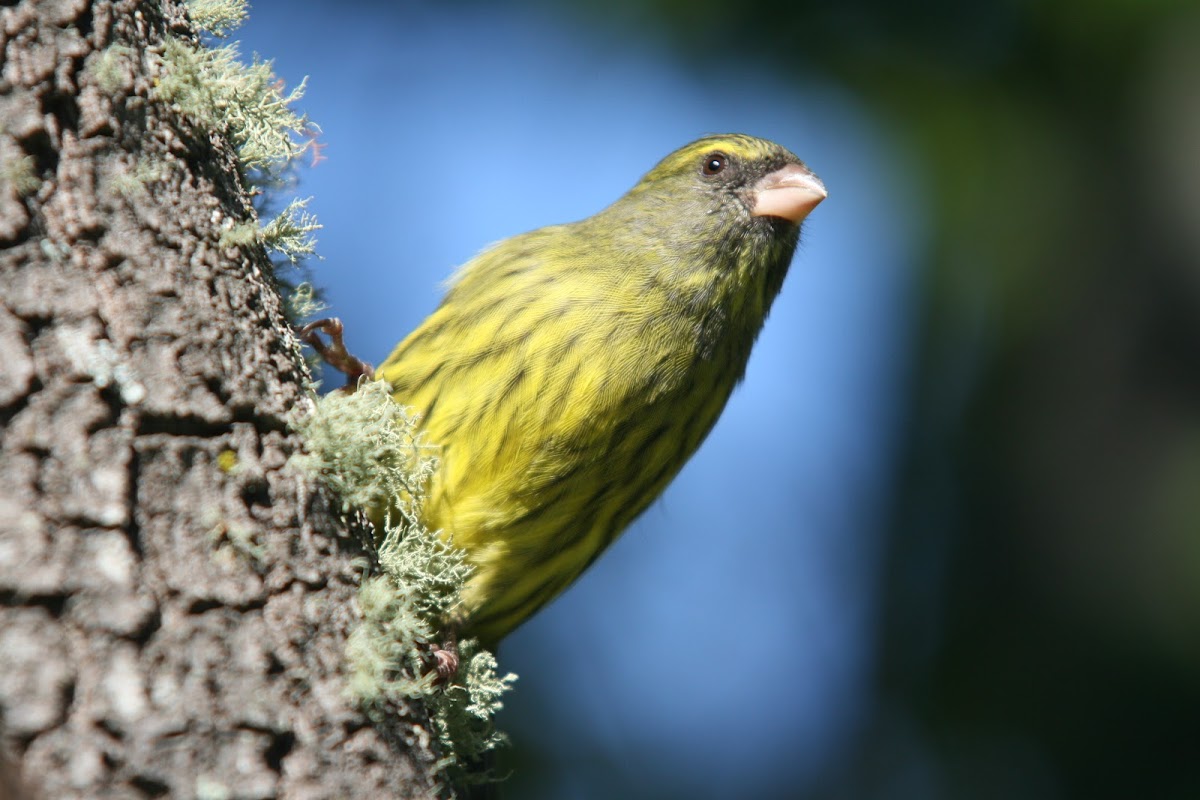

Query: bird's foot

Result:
[429,631,460,685]
[295,317,374,390]
[433,645,459,684]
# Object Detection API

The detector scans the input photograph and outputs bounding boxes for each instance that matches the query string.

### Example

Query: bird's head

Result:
[633,133,826,228]
[586,134,825,329]
[593,134,824,271]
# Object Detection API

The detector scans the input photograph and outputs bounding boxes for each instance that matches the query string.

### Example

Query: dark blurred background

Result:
[238,1,1200,797]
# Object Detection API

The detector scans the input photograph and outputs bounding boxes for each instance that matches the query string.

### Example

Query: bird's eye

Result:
[701,152,728,176]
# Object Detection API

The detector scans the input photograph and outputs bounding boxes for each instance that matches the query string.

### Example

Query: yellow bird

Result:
[309,134,825,653]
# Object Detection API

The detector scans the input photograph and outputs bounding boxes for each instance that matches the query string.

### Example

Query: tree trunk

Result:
[0,1,441,797]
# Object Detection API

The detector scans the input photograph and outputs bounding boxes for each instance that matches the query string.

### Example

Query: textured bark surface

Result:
[0,1,441,797]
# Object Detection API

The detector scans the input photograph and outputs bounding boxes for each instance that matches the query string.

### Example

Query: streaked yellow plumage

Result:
[376,134,825,646]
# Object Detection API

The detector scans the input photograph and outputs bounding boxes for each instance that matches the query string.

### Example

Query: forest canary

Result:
[370,134,825,649]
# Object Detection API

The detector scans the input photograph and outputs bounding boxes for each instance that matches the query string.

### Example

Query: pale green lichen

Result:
[160,1,322,326]
[207,518,266,566]
[194,775,232,800]
[284,281,327,322]
[294,380,436,520]
[295,380,516,785]
[185,0,248,37]
[37,239,70,262]
[109,158,169,198]
[2,154,40,197]
[261,197,321,263]
[432,640,517,780]
[218,219,258,249]
[218,199,322,285]
[155,36,311,178]
[88,43,135,94]
[57,327,146,405]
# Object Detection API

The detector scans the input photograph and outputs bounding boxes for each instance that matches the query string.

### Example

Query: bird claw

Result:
[295,317,374,389]
[432,646,460,684]
[427,631,460,686]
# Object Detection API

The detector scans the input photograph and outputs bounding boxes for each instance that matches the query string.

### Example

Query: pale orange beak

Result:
[750,163,827,223]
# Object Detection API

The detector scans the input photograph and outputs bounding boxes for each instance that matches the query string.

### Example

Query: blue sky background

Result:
[237,3,924,796]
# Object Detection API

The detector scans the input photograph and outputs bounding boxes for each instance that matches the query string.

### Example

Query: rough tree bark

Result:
[0,1,441,797]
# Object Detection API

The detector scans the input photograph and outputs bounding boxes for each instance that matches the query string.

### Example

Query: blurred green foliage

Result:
[530,0,1200,797]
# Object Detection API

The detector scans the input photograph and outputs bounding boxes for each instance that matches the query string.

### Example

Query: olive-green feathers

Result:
[377,134,824,645]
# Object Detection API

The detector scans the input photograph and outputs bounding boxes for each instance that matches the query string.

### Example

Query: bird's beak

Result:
[750,163,827,223]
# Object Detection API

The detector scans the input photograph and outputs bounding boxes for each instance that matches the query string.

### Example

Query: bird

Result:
[304,134,825,656]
